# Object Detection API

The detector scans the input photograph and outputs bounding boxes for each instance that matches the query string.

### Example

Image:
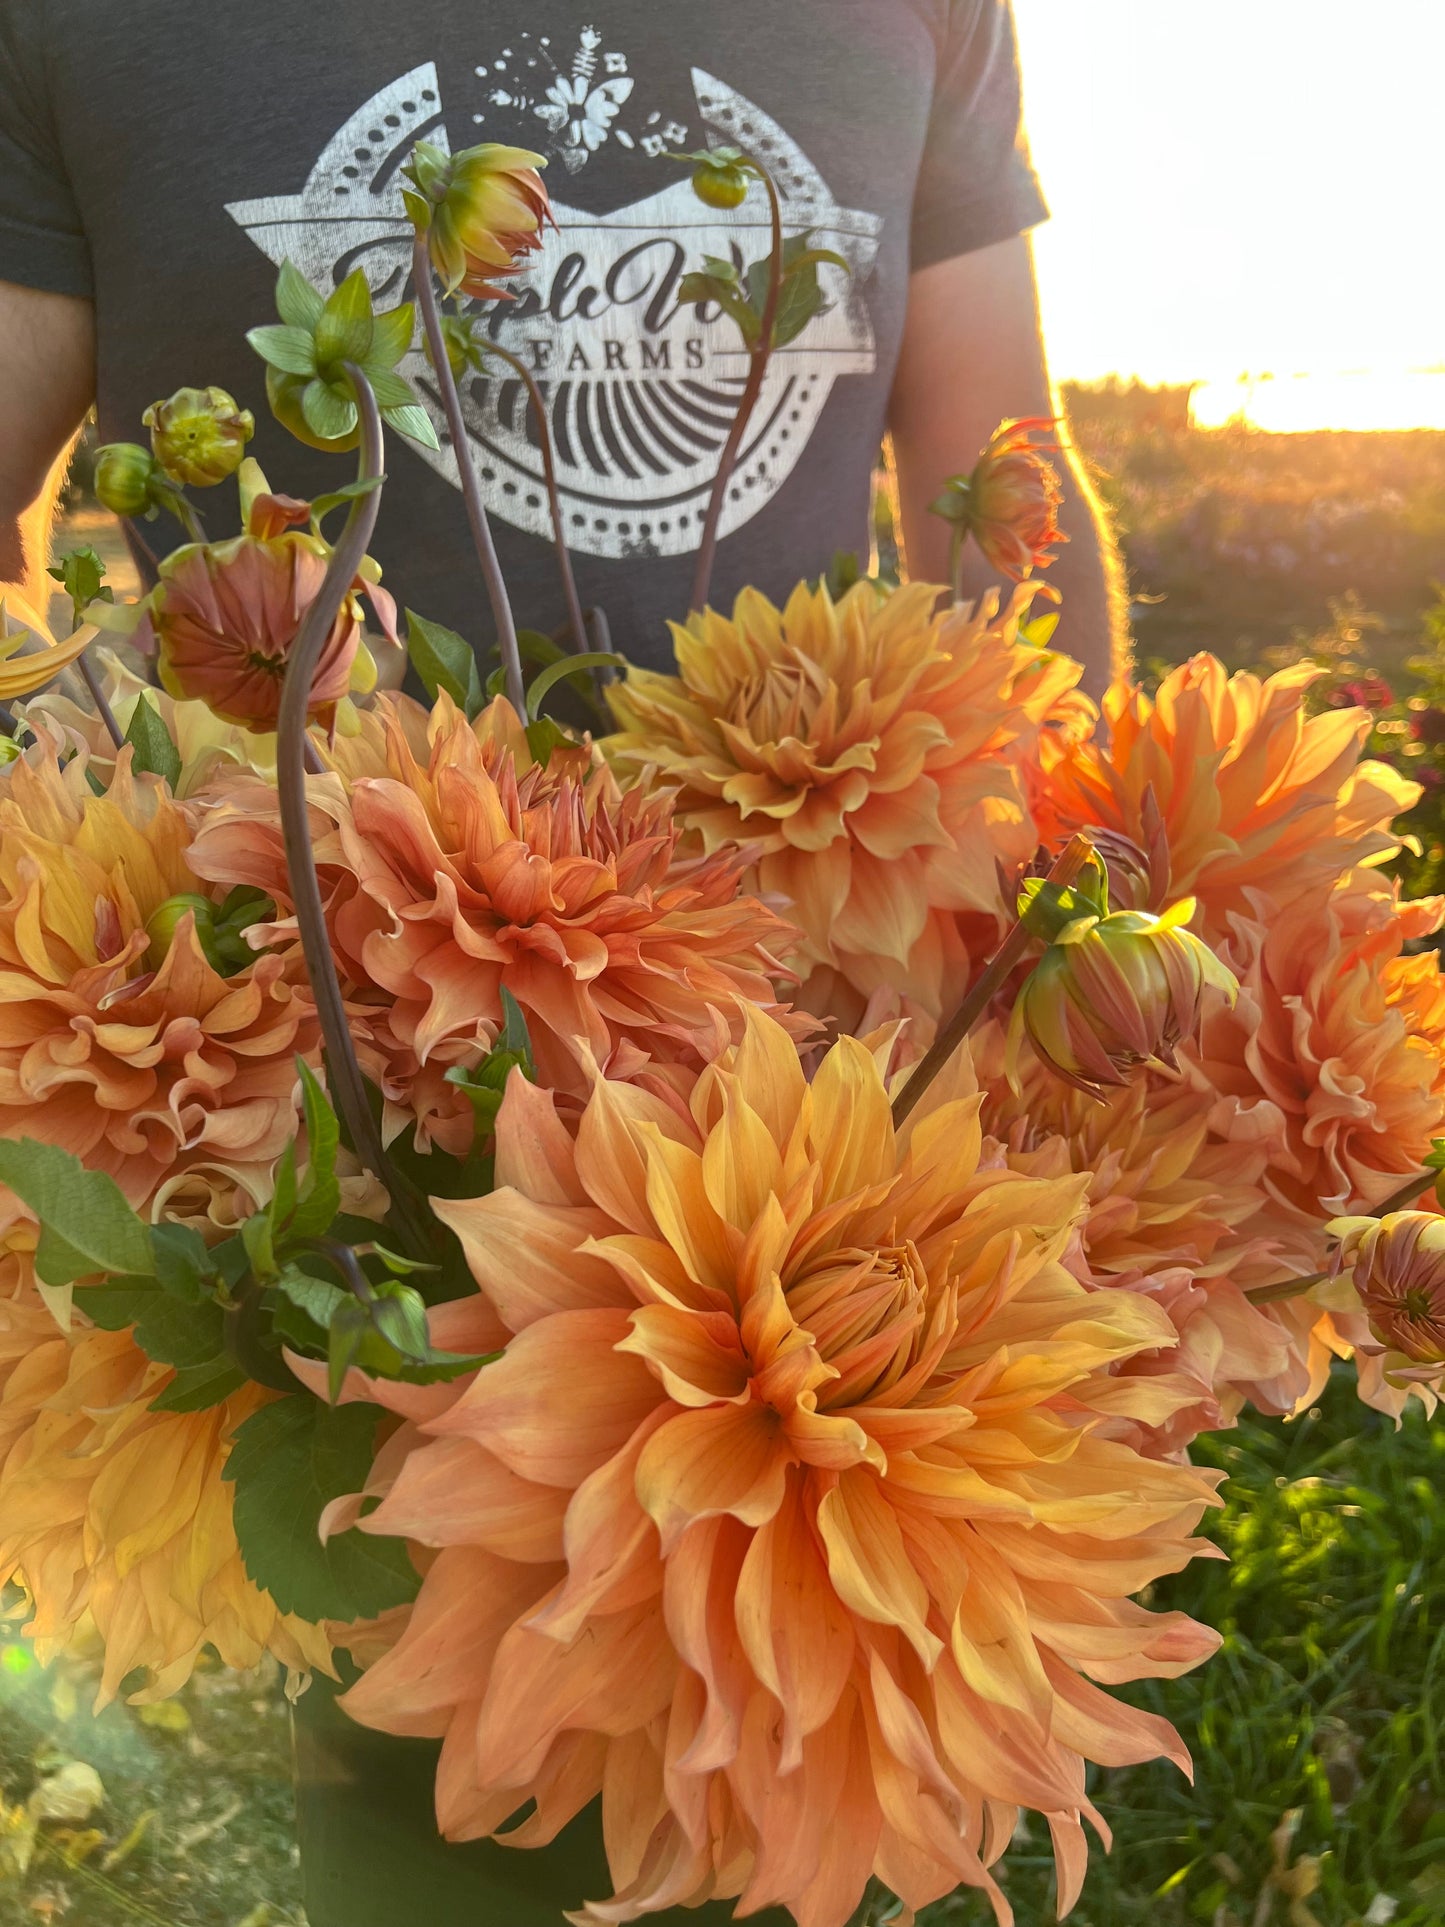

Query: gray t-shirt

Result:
[0,1,1046,668]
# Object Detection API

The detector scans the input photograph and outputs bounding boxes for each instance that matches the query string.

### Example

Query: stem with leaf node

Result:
[275,362,427,1247]
[891,834,1094,1130]
[411,234,526,712]
[689,162,785,615]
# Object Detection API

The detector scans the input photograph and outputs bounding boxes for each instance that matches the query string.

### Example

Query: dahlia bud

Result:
[143,386,255,487]
[1007,896,1238,1097]
[94,442,160,518]
[929,418,1068,583]
[689,149,751,209]
[146,894,217,969]
[1326,1211,1445,1365]
[402,140,551,299]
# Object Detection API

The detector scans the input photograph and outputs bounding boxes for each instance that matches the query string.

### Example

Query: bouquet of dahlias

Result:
[0,137,1441,1927]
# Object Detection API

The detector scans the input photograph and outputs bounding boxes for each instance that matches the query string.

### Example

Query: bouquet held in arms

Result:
[0,131,1440,1927]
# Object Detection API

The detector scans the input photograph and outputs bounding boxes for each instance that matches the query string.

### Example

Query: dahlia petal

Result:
[818,1470,943,1669]
[636,1402,791,1551]
[359,1436,568,1560]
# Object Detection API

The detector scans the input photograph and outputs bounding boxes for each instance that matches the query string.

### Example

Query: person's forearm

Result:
[0,443,75,615]
[0,281,96,618]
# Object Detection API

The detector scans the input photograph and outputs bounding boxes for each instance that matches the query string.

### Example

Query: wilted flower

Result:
[188,693,805,1150]
[607,578,1078,1022]
[149,486,390,733]
[929,417,1068,583]
[330,1012,1219,1926]
[402,140,551,299]
[93,441,160,518]
[1328,1211,1445,1364]
[0,1314,331,1705]
[143,385,255,487]
[1035,656,1416,942]
[1009,897,1238,1098]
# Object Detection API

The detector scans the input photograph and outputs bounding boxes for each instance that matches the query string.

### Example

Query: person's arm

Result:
[887,234,1126,698]
[0,279,96,611]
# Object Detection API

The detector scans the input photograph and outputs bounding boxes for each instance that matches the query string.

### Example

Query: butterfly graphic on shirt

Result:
[490,26,636,172]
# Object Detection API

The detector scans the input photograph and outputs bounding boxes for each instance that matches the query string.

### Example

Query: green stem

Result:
[412,234,526,711]
[478,339,589,657]
[1249,1271,1328,1308]
[891,834,1094,1130]
[274,362,427,1248]
[1249,1171,1436,1307]
[689,162,785,615]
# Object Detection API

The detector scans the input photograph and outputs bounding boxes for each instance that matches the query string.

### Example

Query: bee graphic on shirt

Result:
[489,27,636,172]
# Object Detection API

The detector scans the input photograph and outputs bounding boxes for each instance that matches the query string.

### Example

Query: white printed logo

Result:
[226,61,881,561]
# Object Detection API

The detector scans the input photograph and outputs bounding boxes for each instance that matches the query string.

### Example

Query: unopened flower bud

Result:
[94,442,159,518]
[1008,896,1237,1097]
[403,140,551,299]
[144,386,255,487]
[146,893,218,968]
[691,157,750,209]
[1327,1211,1445,1365]
[930,418,1068,583]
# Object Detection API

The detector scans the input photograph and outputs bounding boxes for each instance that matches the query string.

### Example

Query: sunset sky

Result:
[1012,0,1445,426]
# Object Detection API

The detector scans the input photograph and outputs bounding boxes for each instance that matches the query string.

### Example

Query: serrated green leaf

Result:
[315,269,375,368]
[290,1061,342,1239]
[124,693,183,788]
[148,1221,212,1303]
[526,651,625,721]
[274,1262,349,1327]
[406,609,484,717]
[149,1356,247,1413]
[0,1140,154,1285]
[524,716,574,764]
[368,303,416,369]
[79,1282,227,1370]
[381,402,440,450]
[301,378,358,443]
[76,1281,161,1330]
[275,262,325,332]
[224,1397,419,1621]
[247,324,318,377]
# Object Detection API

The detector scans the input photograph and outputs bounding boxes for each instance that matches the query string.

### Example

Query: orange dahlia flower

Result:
[334,1013,1219,1926]
[930,417,1068,583]
[606,578,1079,1024]
[1035,657,1415,940]
[0,741,316,1221]
[0,1307,330,1705]
[188,693,803,1152]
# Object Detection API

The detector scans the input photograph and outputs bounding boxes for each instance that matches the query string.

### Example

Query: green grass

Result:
[0,1370,1440,1926]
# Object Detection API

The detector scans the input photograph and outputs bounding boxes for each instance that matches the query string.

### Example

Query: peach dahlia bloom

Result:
[336,1013,1219,1927]
[0,1307,330,1705]
[605,578,1079,1025]
[189,693,804,1152]
[0,741,316,1221]
[1035,656,1415,941]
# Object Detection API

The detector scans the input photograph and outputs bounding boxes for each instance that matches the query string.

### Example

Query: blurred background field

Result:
[5,400,1444,1926]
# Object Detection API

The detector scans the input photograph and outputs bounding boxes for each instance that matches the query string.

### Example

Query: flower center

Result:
[786,1241,934,1406]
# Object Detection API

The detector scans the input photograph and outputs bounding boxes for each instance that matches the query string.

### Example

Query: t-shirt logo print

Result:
[226,61,881,561]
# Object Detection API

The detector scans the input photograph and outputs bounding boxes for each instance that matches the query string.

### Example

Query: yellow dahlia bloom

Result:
[189,693,804,1153]
[0,1308,330,1705]
[1035,656,1415,941]
[334,1013,1219,1926]
[606,578,1079,1024]
[0,741,316,1218]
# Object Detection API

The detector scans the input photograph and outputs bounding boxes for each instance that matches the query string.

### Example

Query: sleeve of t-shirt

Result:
[910,0,1049,269]
[0,2,94,297]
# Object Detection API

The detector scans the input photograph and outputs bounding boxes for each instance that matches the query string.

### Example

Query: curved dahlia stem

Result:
[689,162,785,616]
[476,339,589,657]
[412,233,527,712]
[275,363,424,1242]
[77,650,124,750]
[891,834,1094,1130]
[1249,1271,1328,1307]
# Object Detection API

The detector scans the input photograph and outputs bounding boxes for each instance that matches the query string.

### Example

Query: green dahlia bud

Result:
[146,893,218,968]
[691,158,750,209]
[93,442,159,518]
[144,386,255,487]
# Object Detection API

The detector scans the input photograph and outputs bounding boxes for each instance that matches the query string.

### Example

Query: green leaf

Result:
[242,1209,277,1282]
[289,1061,342,1240]
[314,269,375,369]
[124,693,183,788]
[48,546,110,621]
[79,1282,227,1371]
[525,651,624,721]
[406,609,484,718]
[328,1298,370,1404]
[301,378,358,443]
[498,986,532,1063]
[310,475,386,524]
[247,324,318,377]
[365,368,419,411]
[524,716,573,764]
[368,302,416,370]
[224,1397,419,1622]
[369,1284,431,1363]
[274,1262,348,1331]
[149,1356,247,1413]
[381,402,440,450]
[1422,1138,1445,1173]
[275,261,325,332]
[367,1243,440,1278]
[0,1140,153,1286]
[148,1221,212,1303]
